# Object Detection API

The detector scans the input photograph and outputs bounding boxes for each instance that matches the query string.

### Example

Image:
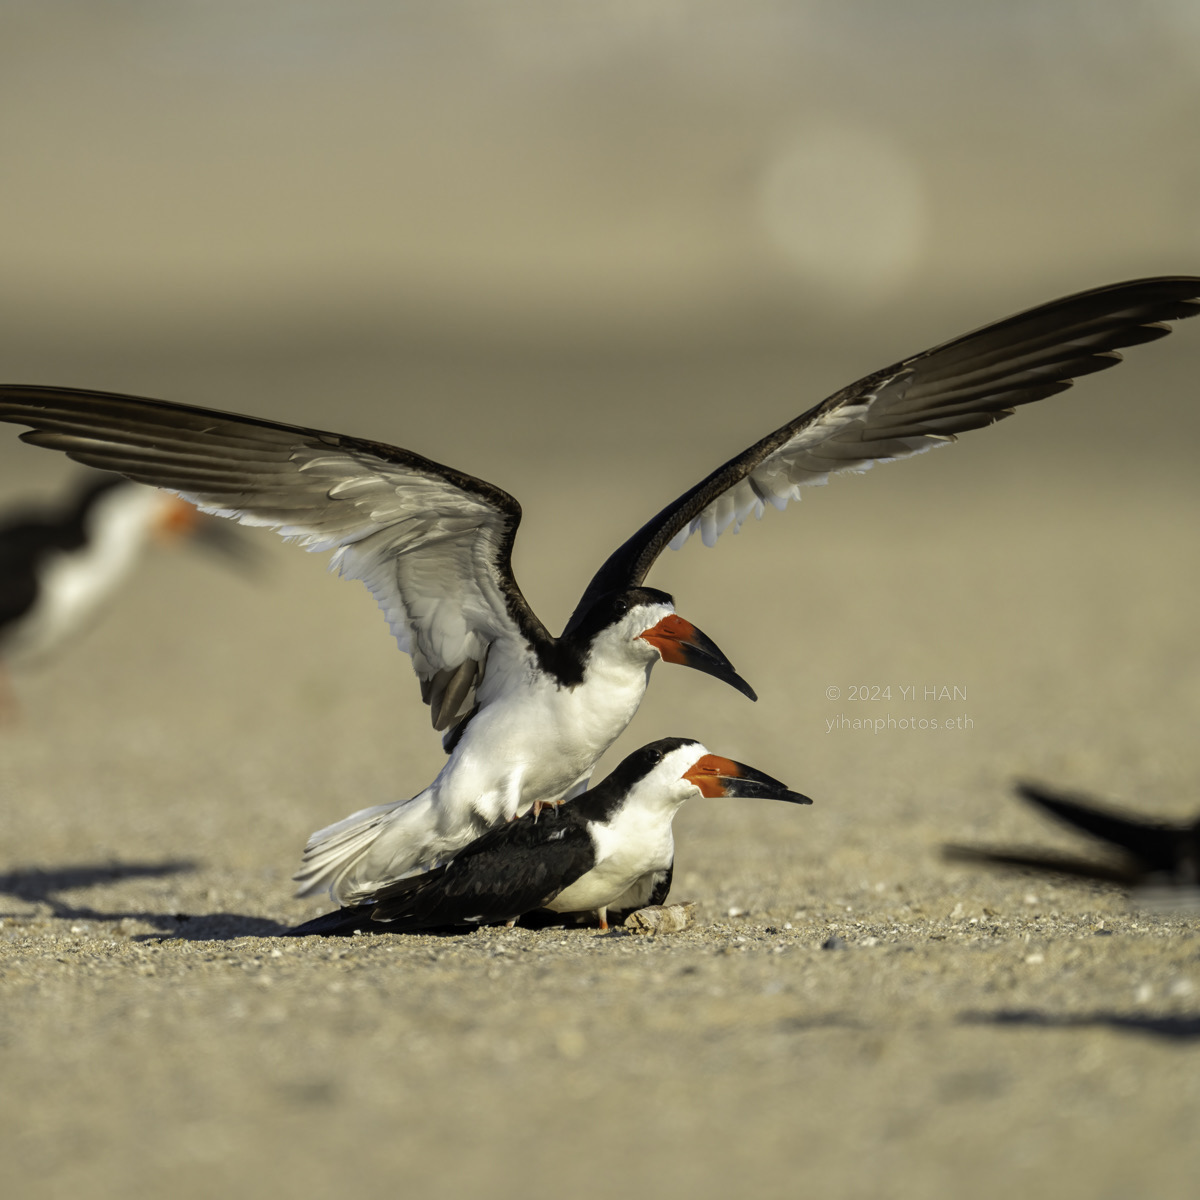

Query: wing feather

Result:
[0,386,550,730]
[569,277,1200,623]
[369,812,591,928]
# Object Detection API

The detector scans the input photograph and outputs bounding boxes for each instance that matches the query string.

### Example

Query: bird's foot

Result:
[531,798,564,823]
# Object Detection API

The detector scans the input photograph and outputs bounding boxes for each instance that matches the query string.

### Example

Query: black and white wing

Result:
[368,807,593,929]
[570,277,1200,620]
[0,387,551,731]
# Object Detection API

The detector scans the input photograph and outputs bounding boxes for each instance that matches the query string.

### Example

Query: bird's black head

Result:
[561,586,676,646]
[605,736,699,789]
[584,736,813,818]
[560,586,756,701]
[573,737,701,820]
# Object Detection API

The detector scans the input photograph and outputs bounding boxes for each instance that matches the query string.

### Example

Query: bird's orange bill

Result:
[683,754,813,805]
[638,614,757,701]
[152,495,202,540]
[153,495,259,568]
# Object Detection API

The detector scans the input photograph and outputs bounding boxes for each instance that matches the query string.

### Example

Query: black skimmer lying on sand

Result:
[0,277,1197,901]
[0,471,247,712]
[946,782,1200,893]
[289,737,813,936]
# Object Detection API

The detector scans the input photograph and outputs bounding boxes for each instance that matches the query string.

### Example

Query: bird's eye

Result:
[613,598,629,615]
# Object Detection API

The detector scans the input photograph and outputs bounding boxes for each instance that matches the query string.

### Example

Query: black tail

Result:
[286,905,379,938]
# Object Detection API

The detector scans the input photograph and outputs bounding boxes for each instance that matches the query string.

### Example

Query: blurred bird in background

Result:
[0,470,252,717]
[945,781,1200,907]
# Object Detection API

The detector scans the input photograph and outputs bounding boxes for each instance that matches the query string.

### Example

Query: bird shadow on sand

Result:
[959,1009,1200,1041]
[0,859,289,940]
[165,912,293,941]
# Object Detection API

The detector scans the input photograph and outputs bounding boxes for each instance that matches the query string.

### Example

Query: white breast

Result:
[547,803,676,914]
[436,641,655,823]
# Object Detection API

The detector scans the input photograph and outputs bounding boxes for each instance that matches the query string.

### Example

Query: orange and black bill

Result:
[639,614,757,702]
[684,754,812,805]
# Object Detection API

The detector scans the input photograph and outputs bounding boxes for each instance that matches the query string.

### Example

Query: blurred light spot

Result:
[757,124,927,303]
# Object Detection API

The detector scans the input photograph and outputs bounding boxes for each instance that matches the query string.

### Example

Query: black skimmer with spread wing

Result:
[0,471,247,713]
[288,737,813,936]
[0,276,1197,902]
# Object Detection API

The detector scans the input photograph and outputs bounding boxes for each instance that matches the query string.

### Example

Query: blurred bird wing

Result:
[0,387,550,730]
[1016,782,1192,876]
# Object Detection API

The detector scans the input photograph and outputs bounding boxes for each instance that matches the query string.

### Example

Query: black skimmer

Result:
[946,782,1200,892]
[0,277,1197,899]
[288,737,812,936]
[0,471,246,713]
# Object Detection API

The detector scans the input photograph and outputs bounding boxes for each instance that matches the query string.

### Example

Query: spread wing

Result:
[0,386,551,731]
[570,277,1200,621]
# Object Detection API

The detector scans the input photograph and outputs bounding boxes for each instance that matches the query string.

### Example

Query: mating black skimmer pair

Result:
[0,277,1197,908]
[289,737,813,936]
[0,471,246,713]
[947,782,1200,893]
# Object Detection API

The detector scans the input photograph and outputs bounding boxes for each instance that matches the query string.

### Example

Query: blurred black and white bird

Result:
[289,737,813,936]
[0,277,1197,899]
[945,782,1200,898]
[0,471,248,713]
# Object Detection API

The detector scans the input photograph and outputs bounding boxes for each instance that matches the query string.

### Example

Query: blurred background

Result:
[3,6,1200,1197]
[3,0,1200,347]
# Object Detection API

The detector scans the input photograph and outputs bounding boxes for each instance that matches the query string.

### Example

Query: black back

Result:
[0,474,126,632]
[368,805,594,928]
